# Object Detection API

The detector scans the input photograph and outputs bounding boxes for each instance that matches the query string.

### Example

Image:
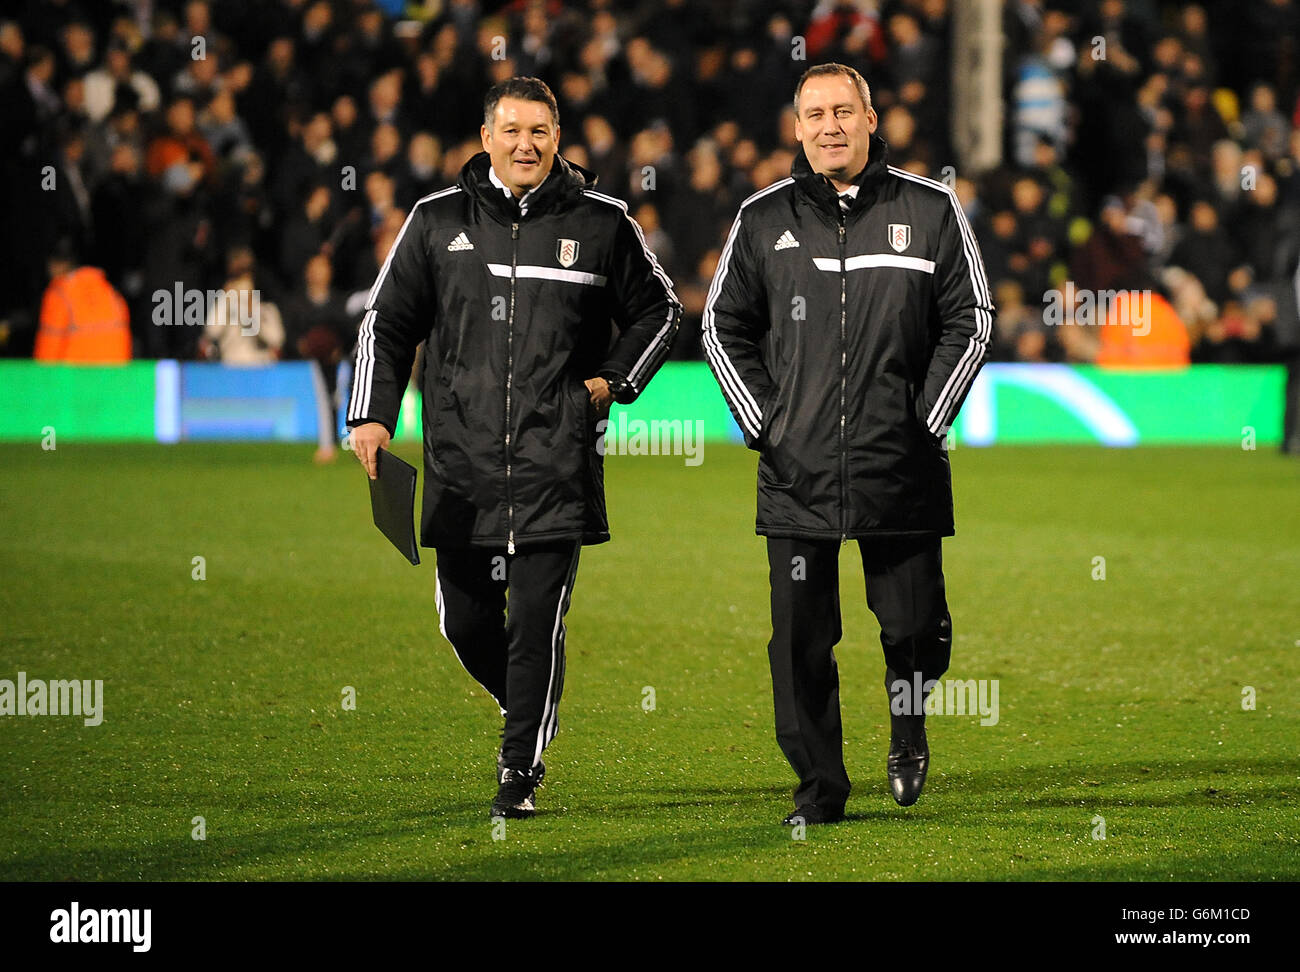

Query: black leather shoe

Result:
[887,727,929,807]
[782,804,845,826]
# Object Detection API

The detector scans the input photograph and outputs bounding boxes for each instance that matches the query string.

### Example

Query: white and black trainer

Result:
[491,767,540,819]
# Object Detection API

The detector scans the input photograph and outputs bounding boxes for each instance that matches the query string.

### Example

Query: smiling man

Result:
[349,77,680,819]
[704,64,995,822]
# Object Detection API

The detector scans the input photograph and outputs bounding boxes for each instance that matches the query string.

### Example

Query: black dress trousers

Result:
[766,534,952,811]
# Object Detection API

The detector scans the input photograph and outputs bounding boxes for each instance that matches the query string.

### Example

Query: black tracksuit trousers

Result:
[433,540,581,774]
[766,535,953,811]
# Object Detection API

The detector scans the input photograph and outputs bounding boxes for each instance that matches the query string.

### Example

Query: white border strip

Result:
[701,178,793,438]
[486,263,607,287]
[887,167,993,434]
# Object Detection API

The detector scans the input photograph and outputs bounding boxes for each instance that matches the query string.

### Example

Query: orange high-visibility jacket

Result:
[1096,290,1190,367]
[34,267,132,363]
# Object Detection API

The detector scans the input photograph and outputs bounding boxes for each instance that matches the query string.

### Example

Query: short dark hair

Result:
[483,76,559,131]
[794,63,873,115]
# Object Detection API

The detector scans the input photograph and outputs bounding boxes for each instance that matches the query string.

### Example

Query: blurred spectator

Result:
[146,96,216,185]
[1170,200,1246,305]
[272,111,336,217]
[198,89,252,162]
[1094,290,1191,367]
[367,121,403,178]
[0,20,25,88]
[280,182,335,289]
[582,114,626,191]
[35,239,131,363]
[1231,172,1284,282]
[172,46,222,103]
[136,11,187,93]
[1072,197,1150,294]
[83,39,159,122]
[1241,83,1290,161]
[58,21,98,80]
[331,94,367,167]
[805,0,887,66]
[90,142,148,307]
[243,36,308,167]
[990,280,1052,363]
[396,131,443,209]
[141,148,213,359]
[284,252,355,463]
[284,253,353,367]
[202,245,284,365]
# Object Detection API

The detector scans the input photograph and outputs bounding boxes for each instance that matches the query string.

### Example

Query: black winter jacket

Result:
[703,135,994,539]
[348,152,680,551]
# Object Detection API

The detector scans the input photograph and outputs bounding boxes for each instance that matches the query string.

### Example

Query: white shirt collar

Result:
[488,164,543,217]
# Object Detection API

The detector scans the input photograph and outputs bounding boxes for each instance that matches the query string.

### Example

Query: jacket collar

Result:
[791,132,891,218]
[458,151,597,222]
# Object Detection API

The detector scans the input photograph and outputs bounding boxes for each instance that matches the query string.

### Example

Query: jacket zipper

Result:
[838,219,848,544]
[506,220,519,555]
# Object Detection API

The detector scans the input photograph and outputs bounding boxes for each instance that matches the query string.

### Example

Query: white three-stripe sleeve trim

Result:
[582,190,681,390]
[887,167,993,435]
[889,168,992,432]
[350,186,459,424]
[701,179,791,437]
[928,190,993,433]
[702,211,761,437]
[348,309,377,421]
[625,303,676,392]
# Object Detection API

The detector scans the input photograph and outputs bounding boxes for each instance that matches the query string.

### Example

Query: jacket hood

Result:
[791,132,891,215]
[458,151,597,221]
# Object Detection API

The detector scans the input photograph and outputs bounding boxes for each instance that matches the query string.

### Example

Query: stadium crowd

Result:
[2,0,1299,373]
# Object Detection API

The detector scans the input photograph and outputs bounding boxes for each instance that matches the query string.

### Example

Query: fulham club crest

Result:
[888,224,911,253]
[557,238,580,267]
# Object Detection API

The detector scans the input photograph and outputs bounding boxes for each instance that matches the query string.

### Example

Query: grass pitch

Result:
[0,441,1297,881]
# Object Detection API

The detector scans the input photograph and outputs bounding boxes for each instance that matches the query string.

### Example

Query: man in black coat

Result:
[705,64,994,822]
[349,77,680,818]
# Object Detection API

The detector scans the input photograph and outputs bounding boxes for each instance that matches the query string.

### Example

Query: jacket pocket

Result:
[758,457,795,491]
[570,379,593,445]
[906,380,932,434]
[759,393,798,488]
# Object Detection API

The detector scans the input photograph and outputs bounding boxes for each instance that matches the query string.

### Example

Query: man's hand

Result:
[584,377,613,412]
[350,421,391,480]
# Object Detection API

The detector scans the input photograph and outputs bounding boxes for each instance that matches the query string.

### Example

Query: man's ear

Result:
[554,124,560,149]
[794,116,803,142]
[480,124,491,152]
[865,107,878,134]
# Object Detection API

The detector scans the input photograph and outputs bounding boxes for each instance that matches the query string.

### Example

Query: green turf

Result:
[0,441,1297,881]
